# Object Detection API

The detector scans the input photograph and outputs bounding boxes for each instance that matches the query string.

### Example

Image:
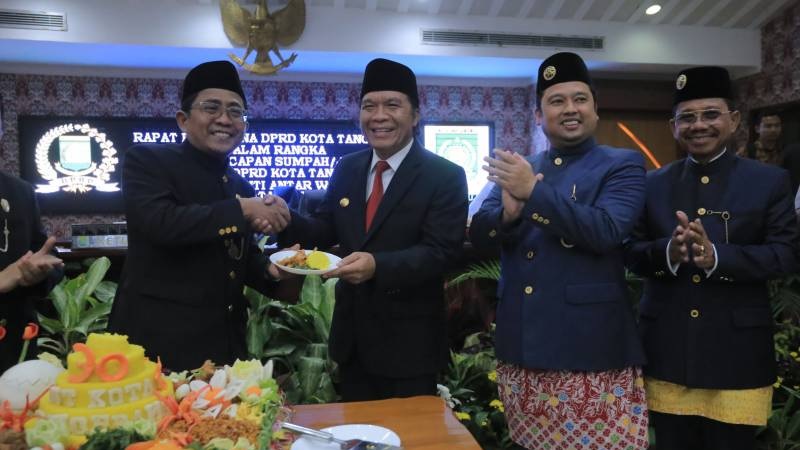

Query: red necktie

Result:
[365,160,390,230]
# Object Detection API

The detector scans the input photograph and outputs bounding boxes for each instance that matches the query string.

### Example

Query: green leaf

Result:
[93,280,118,303]
[297,356,325,403]
[305,343,328,360]
[246,308,272,359]
[312,374,338,403]
[74,303,113,335]
[36,337,65,356]
[262,343,297,358]
[37,315,65,334]
[72,257,111,312]
[448,260,500,286]
[320,278,337,327]
[48,282,68,322]
[300,275,324,310]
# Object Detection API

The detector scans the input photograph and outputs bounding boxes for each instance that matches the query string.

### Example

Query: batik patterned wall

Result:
[735,1,800,113]
[0,73,536,238]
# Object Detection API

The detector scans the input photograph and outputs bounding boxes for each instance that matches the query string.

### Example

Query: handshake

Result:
[239,195,291,234]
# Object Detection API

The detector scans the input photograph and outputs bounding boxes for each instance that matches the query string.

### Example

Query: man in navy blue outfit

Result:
[625,66,799,450]
[470,52,649,449]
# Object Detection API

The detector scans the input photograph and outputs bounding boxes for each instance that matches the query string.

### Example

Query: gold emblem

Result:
[543,65,557,81]
[554,157,563,166]
[0,199,8,213]
[339,197,350,207]
[676,74,687,90]
[700,176,710,184]
[697,207,706,216]
[221,0,306,75]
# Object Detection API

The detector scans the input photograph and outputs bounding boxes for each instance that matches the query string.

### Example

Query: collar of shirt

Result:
[548,136,596,160]
[369,139,414,173]
[366,139,414,199]
[181,140,230,176]
[689,147,727,165]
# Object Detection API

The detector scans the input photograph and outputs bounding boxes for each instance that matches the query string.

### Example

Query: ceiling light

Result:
[645,4,662,15]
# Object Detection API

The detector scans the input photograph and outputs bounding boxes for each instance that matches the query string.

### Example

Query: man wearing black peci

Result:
[109,61,289,371]
[279,58,468,401]
[625,66,799,450]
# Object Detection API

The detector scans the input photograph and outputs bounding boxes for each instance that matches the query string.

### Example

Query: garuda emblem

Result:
[220,0,306,75]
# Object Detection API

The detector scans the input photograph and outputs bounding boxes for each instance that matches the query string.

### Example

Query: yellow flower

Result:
[791,352,798,358]
[490,399,505,412]
[455,411,471,421]
[487,370,497,382]
[548,396,559,407]
[236,402,263,424]
[605,393,616,403]
[480,419,489,427]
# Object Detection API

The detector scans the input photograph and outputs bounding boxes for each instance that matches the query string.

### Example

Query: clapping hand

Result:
[483,149,543,201]
[687,218,715,270]
[668,211,691,265]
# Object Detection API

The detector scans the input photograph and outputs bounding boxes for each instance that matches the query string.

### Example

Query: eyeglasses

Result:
[190,101,248,123]
[672,109,734,127]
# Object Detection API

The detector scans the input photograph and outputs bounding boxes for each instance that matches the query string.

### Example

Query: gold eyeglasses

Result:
[191,101,248,123]
[671,109,734,127]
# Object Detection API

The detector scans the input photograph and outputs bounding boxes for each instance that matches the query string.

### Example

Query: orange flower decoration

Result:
[18,322,39,363]
[22,322,38,340]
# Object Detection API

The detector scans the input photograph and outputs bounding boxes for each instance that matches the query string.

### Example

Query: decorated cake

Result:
[36,333,173,437]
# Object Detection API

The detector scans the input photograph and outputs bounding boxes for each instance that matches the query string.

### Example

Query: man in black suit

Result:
[109,61,289,371]
[279,58,468,401]
[0,111,63,370]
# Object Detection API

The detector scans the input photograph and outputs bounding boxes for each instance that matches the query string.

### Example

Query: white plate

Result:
[290,424,401,450]
[269,249,341,275]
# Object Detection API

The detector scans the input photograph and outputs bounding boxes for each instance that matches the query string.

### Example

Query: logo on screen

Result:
[34,124,120,194]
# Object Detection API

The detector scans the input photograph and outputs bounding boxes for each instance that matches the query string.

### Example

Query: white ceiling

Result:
[0,0,794,84]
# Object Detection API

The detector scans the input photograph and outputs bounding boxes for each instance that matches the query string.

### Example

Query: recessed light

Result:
[645,4,662,15]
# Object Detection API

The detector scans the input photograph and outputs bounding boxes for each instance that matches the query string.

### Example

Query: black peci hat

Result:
[181,60,247,107]
[536,52,593,97]
[672,66,732,106]
[360,58,419,109]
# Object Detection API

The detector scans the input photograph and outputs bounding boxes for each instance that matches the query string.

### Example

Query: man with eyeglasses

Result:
[109,61,290,371]
[625,66,799,450]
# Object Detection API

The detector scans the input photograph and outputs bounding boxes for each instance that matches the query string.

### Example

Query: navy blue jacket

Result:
[625,150,799,389]
[470,138,647,371]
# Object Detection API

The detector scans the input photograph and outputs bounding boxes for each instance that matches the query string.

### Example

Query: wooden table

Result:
[292,395,482,449]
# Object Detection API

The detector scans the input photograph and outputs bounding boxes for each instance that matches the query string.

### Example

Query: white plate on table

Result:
[270,249,341,275]
[290,424,401,450]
